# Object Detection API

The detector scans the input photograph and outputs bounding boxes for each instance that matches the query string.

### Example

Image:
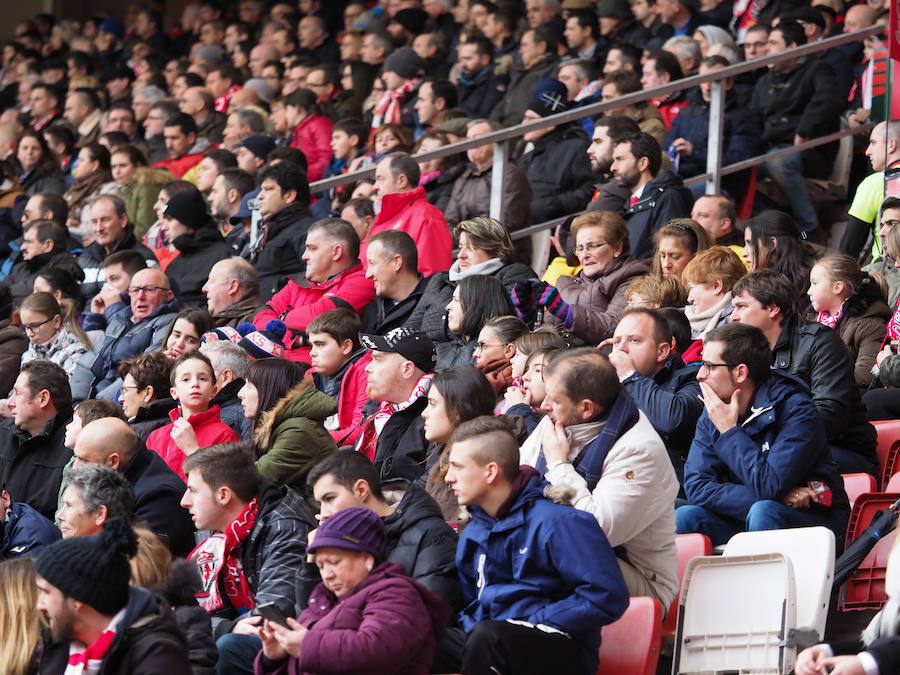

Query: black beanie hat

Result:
[163,188,211,230]
[35,517,138,615]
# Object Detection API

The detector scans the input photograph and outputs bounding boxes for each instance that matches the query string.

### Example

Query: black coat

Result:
[423,161,466,213]
[405,263,537,342]
[361,275,430,335]
[167,226,232,307]
[37,587,192,675]
[622,170,694,260]
[0,250,84,317]
[211,377,253,441]
[0,412,72,521]
[121,443,196,558]
[516,125,596,224]
[374,396,429,484]
[129,398,178,442]
[155,560,218,675]
[457,64,509,119]
[78,227,157,302]
[242,202,316,301]
[384,483,461,611]
[772,318,877,463]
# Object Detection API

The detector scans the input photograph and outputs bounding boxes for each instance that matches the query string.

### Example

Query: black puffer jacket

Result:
[242,201,316,301]
[457,63,509,119]
[405,262,537,342]
[516,124,595,224]
[374,396,430,484]
[0,411,72,521]
[435,334,476,372]
[622,170,693,260]
[384,483,461,611]
[167,226,232,307]
[129,397,178,442]
[772,318,877,465]
[155,560,218,675]
[361,275,430,335]
[0,250,84,317]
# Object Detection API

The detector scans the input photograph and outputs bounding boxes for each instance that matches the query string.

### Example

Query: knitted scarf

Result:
[356,372,433,460]
[66,171,112,214]
[685,293,732,338]
[63,607,126,675]
[190,497,259,614]
[370,78,419,132]
[887,299,900,341]
[816,301,846,330]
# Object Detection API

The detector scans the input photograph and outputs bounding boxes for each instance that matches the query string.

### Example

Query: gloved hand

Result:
[509,281,535,323]
[538,283,570,322]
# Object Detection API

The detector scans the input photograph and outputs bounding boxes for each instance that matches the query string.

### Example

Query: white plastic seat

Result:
[530,230,551,276]
[723,526,834,645]
[673,552,797,675]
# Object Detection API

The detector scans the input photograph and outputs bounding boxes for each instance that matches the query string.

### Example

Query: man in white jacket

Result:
[519,347,679,610]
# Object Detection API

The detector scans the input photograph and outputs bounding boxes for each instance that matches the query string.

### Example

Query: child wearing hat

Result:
[146,352,239,481]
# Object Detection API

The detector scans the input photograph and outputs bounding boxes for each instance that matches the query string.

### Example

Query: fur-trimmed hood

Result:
[132,166,176,186]
[253,375,337,450]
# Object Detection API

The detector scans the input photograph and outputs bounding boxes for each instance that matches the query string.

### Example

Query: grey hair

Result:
[223,257,259,296]
[135,86,167,105]
[663,35,702,66]
[233,108,267,135]
[200,341,250,379]
[558,58,593,84]
[90,193,128,218]
[66,464,135,520]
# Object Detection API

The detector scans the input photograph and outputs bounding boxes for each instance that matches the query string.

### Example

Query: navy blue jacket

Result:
[0,501,60,558]
[623,171,693,260]
[664,93,760,179]
[621,355,702,462]
[684,371,850,523]
[457,470,629,674]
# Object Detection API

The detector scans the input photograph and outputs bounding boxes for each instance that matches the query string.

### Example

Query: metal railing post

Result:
[489,140,507,220]
[705,80,726,195]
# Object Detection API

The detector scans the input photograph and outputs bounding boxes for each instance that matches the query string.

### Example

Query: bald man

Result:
[202,258,264,327]
[76,268,178,401]
[73,418,195,556]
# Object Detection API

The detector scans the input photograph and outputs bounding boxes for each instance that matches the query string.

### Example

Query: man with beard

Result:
[586,115,641,213]
[519,347,679,611]
[209,168,255,253]
[35,518,192,673]
[456,34,509,119]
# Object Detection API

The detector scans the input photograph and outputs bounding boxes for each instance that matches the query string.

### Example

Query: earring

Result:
[366,563,373,572]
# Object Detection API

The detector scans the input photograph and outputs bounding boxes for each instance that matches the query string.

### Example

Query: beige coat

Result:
[520,411,679,608]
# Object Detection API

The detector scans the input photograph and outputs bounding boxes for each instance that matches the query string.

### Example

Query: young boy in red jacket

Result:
[308,309,371,448]
[147,352,239,480]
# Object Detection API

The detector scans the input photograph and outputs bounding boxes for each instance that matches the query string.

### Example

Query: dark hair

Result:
[431,367,497,425]
[544,348,619,412]
[383,152,420,186]
[607,43,642,70]
[704,322,772,383]
[332,118,369,147]
[21,361,71,411]
[111,143,149,169]
[66,464,135,521]
[218,168,255,199]
[103,250,148,276]
[773,19,808,47]
[164,308,215,356]
[456,275,515,340]
[646,49,683,80]
[245,360,307,426]
[448,415,521,481]
[732,269,798,326]
[338,60,378,107]
[17,129,60,178]
[169,351,216,387]
[43,124,77,155]
[30,192,68,226]
[182,442,260,502]
[426,79,458,109]
[619,307,673,345]
[618,132,662,177]
[367,228,416,271]
[175,72,204,89]
[745,210,815,296]
[117,352,174,399]
[531,26,558,54]
[566,8,599,38]
[267,146,309,173]
[307,451,384,500]
[74,399,128,425]
[461,34,494,59]
[258,162,311,208]
[284,88,320,116]
[655,307,694,354]
[164,112,198,136]
[307,308,361,351]
[81,142,111,172]
[36,267,81,301]
[602,68,642,95]
[25,220,66,251]
[203,148,238,171]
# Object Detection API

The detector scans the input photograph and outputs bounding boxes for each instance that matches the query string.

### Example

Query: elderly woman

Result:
[254,507,451,675]
[513,211,648,344]
[407,216,537,343]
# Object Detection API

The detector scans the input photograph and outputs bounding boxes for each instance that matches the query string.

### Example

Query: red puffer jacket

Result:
[289,114,333,183]
[146,405,240,480]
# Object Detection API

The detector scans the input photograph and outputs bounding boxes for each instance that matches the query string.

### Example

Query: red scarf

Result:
[370,78,420,133]
[888,299,900,342]
[816,301,845,330]
[64,608,125,674]
[356,373,433,460]
[190,497,259,614]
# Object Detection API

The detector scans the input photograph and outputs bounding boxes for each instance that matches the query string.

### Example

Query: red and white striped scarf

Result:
[816,301,845,330]
[370,78,420,133]
[64,607,126,675]
[356,372,433,460]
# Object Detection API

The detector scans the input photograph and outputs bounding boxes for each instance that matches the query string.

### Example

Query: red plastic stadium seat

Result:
[597,596,662,675]
[871,419,900,489]
[842,473,877,507]
[662,533,712,639]
[887,473,900,492]
[838,492,900,611]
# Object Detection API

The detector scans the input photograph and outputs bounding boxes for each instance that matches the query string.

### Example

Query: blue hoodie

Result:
[457,468,629,674]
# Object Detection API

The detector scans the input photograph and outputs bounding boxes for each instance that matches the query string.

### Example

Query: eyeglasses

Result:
[574,241,609,255]
[474,341,506,352]
[22,317,53,333]
[128,285,169,296]
[699,361,737,371]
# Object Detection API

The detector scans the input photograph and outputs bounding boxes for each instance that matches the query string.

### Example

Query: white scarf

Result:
[447,257,505,282]
[685,292,732,339]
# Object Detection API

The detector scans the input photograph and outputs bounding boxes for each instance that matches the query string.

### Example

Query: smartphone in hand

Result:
[255,602,290,628]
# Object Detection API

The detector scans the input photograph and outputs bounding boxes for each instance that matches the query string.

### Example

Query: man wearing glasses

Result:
[74,268,177,402]
[676,322,850,545]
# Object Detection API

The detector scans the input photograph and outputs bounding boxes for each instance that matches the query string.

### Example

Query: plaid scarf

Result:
[370,78,420,132]
[356,372,433,460]
[64,607,126,675]
[190,497,259,614]
[816,301,845,330]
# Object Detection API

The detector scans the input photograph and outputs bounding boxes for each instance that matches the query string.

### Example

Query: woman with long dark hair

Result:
[743,210,817,297]
[162,307,215,360]
[65,142,116,242]
[15,129,64,195]
[238,358,338,490]
[438,274,515,371]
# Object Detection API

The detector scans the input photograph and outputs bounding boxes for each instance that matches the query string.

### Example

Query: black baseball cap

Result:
[359,327,436,373]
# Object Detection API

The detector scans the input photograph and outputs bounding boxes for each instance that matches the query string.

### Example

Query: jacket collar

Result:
[296,260,363,288]
[166,403,221,425]
[470,470,545,532]
[377,186,427,221]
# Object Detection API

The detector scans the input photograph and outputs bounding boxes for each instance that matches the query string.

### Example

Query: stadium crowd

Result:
[1,0,900,673]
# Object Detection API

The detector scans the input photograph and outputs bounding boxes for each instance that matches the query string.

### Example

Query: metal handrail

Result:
[309,25,881,194]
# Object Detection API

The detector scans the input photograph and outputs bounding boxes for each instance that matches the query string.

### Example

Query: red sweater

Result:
[362,186,452,276]
[253,262,375,363]
[146,405,239,481]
